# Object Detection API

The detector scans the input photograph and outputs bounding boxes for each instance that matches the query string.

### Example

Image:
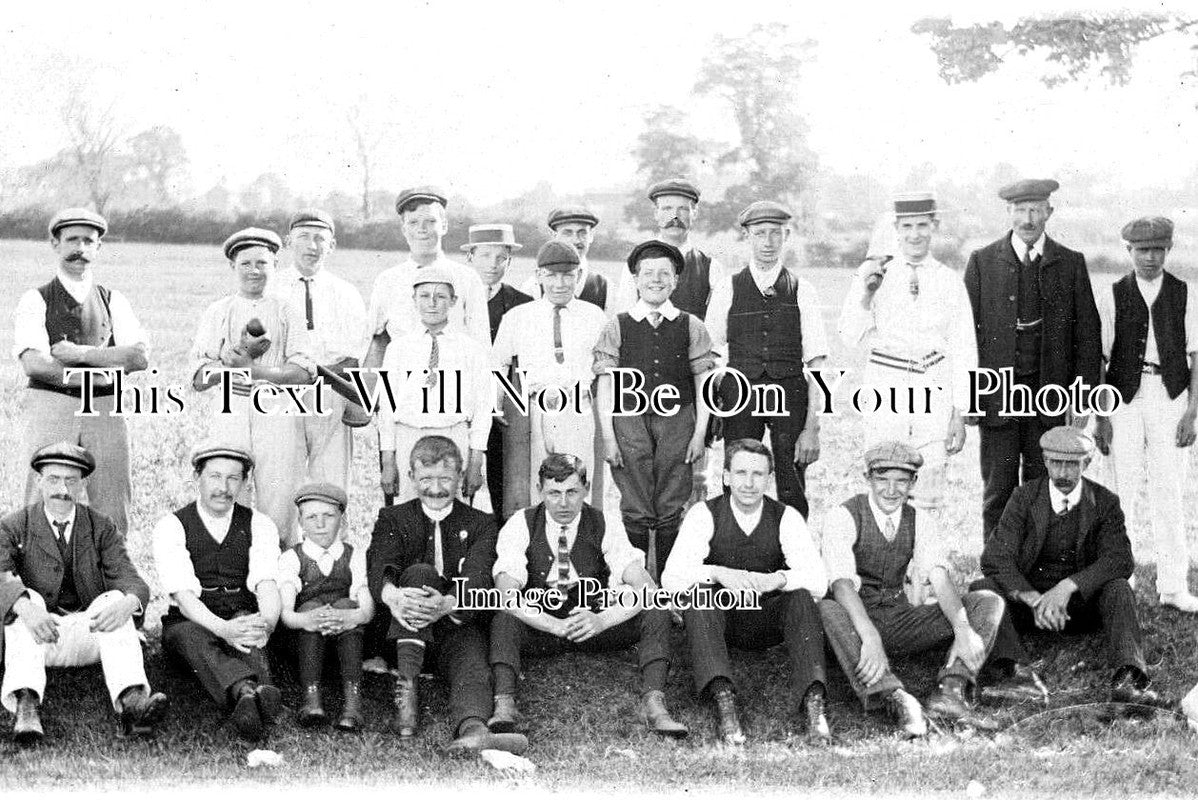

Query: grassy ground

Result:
[0,239,1196,795]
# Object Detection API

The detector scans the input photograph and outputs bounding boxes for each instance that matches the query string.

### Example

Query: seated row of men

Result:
[0,424,1175,748]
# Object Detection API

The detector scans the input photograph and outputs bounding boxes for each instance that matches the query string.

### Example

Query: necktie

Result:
[907,264,919,298]
[423,518,445,575]
[300,277,314,330]
[427,330,441,388]
[1023,245,1035,268]
[52,519,68,545]
[556,525,572,587]
[552,305,565,364]
[648,311,663,328]
[883,517,897,541]
[1058,498,1070,517]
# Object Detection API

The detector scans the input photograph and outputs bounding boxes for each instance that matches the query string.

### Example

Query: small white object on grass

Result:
[1182,682,1198,732]
[246,750,284,768]
[965,780,986,798]
[480,750,536,775]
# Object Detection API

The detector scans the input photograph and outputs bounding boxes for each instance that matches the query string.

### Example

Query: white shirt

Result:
[1010,231,1046,263]
[1048,481,1083,515]
[422,503,453,576]
[152,504,281,602]
[12,274,148,361]
[705,263,829,369]
[611,244,727,314]
[367,254,490,346]
[377,326,493,450]
[189,294,316,385]
[277,539,368,600]
[492,297,608,392]
[661,500,827,597]
[838,256,978,408]
[1098,273,1198,367]
[43,506,78,544]
[520,258,615,314]
[271,266,369,365]
[492,507,645,590]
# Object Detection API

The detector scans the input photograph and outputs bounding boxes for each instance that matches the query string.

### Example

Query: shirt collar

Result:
[729,501,763,532]
[301,538,344,561]
[629,299,680,322]
[421,502,453,523]
[866,493,903,532]
[1011,231,1047,260]
[748,259,783,290]
[196,503,234,532]
[56,270,94,302]
[44,505,77,530]
[1048,481,1083,514]
[545,510,581,537]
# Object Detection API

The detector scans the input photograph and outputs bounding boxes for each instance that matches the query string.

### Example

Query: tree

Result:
[127,126,189,205]
[60,90,127,214]
[694,24,819,232]
[238,173,293,215]
[346,103,385,222]
[912,14,1198,88]
[624,105,713,231]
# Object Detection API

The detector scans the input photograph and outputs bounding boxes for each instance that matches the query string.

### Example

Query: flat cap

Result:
[1039,426,1094,461]
[864,441,923,474]
[738,200,793,228]
[411,264,458,292]
[289,208,335,235]
[191,442,255,472]
[547,205,599,230]
[395,186,448,216]
[460,223,522,251]
[627,239,684,275]
[998,179,1060,204]
[49,207,108,238]
[1122,216,1173,249]
[536,240,581,273]
[223,228,282,261]
[893,191,938,218]
[647,178,700,204]
[31,442,96,477]
[293,481,348,511]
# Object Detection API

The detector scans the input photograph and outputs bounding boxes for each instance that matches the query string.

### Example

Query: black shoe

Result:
[230,684,263,740]
[803,684,831,745]
[712,687,745,745]
[487,694,519,733]
[298,685,327,728]
[1110,668,1172,713]
[389,675,418,737]
[119,687,170,737]
[981,663,1048,705]
[882,688,927,738]
[927,676,1001,731]
[255,683,283,725]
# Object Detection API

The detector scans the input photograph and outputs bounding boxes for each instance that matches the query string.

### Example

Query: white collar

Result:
[1011,231,1047,260]
[421,502,453,523]
[301,538,345,561]
[545,511,581,536]
[729,501,764,532]
[55,270,94,302]
[1135,272,1164,288]
[1048,481,1083,514]
[196,503,235,531]
[866,493,904,533]
[44,505,77,530]
[629,299,680,322]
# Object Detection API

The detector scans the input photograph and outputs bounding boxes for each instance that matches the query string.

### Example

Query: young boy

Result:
[278,483,373,731]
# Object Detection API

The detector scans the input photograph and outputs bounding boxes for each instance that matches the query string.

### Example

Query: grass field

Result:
[0,238,1196,796]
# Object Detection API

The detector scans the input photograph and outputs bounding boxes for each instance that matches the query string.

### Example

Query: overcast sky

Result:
[2,0,1195,204]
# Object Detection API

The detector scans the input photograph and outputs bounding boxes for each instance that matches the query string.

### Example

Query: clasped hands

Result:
[1017,580,1076,632]
[221,612,273,653]
[295,604,362,637]
[384,585,454,632]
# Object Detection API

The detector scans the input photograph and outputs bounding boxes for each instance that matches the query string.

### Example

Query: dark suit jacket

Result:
[980,477,1133,602]
[963,233,1102,425]
[366,499,498,623]
[488,283,533,343]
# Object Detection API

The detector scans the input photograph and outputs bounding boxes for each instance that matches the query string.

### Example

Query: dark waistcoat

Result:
[842,494,916,608]
[171,502,257,619]
[617,311,695,406]
[672,249,713,319]
[523,504,610,590]
[1106,271,1190,402]
[32,278,116,397]
[293,543,355,608]
[703,495,786,573]
[726,268,805,379]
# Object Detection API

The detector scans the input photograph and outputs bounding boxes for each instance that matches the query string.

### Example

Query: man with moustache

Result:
[520,206,613,313]
[706,201,828,518]
[964,180,1102,540]
[12,208,149,539]
[0,443,168,744]
[462,224,533,522]
[151,443,284,740]
[837,193,976,510]
[191,228,316,544]
[1094,217,1198,612]
[366,436,528,754]
[273,209,371,488]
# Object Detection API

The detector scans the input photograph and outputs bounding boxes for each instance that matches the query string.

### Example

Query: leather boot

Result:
[1110,667,1172,713]
[803,683,831,745]
[389,675,418,737]
[712,686,745,745]
[335,682,363,732]
[255,683,283,726]
[299,685,327,728]
[927,675,1001,731]
[446,718,530,756]
[640,689,688,738]
[882,688,927,738]
[119,686,170,737]
[487,693,520,733]
[13,689,43,745]
[229,681,263,740]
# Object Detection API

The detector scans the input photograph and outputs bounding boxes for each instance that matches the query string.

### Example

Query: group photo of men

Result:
[3,166,1197,767]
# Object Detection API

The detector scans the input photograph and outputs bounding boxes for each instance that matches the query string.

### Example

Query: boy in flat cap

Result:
[13,208,149,539]
[489,453,686,739]
[1095,216,1198,613]
[520,206,613,313]
[376,266,492,504]
[366,436,528,754]
[463,223,533,522]
[964,180,1102,541]
[0,442,167,744]
[974,427,1161,709]
[819,441,1004,736]
[595,239,717,576]
[273,209,371,489]
[494,241,610,506]
[278,482,373,731]
[838,193,976,510]
[151,443,283,740]
[706,201,828,518]
[662,438,828,745]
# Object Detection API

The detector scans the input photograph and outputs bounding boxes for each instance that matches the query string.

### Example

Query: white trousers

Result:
[529,399,597,506]
[1,590,149,712]
[391,420,472,504]
[1108,375,1192,595]
[300,390,352,489]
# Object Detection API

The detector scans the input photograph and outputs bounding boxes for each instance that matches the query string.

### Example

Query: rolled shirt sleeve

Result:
[277,549,302,595]
[819,505,862,591]
[151,514,203,598]
[349,545,369,599]
[108,288,149,352]
[661,502,718,592]
[592,317,622,375]
[911,512,951,602]
[12,289,50,360]
[247,513,282,591]
[778,506,828,596]
[493,512,532,588]
[599,514,646,586]
[796,278,829,363]
[1097,283,1116,362]
[704,276,733,368]
[686,315,717,374]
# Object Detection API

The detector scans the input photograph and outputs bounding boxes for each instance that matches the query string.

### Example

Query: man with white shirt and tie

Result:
[838,193,975,510]
[706,201,828,518]
[493,241,609,507]
[662,438,829,745]
[1094,216,1198,612]
[964,179,1102,540]
[12,208,149,539]
[376,266,492,504]
[274,209,370,488]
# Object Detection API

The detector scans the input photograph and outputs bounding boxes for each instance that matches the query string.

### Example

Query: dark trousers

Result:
[486,423,508,524]
[971,577,1146,674]
[980,417,1050,539]
[293,597,364,686]
[684,588,824,697]
[490,603,672,694]
[819,590,1005,708]
[162,620,273,707]
[389,563,491,731]
[610,406,696,573]
[721,374,809,518]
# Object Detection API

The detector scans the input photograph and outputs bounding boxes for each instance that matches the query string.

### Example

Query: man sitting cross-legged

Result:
[488,453,687,738]
[818,441,1005,736]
